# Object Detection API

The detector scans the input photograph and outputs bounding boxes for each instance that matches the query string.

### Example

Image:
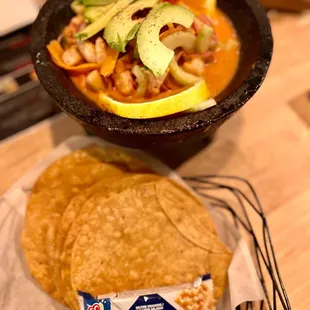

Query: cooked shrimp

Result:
[71,15,86,32]
[77,41,97,63]
[146,70,168,96]
[59,26,75,48]
[114,60,126,74]
[113,70,135,95]
[62,25,73,38]
[62,45,84,66]
[62,15,84,37]
[183,58,205,76]
[59,15,86,48]
[59,35,76,49]
[95,37,107,64]
[86,70,105,91]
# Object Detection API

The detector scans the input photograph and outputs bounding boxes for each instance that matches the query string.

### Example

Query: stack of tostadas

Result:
[22,147,231,310]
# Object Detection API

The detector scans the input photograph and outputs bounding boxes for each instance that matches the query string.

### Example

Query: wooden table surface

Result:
[1,11,310,309]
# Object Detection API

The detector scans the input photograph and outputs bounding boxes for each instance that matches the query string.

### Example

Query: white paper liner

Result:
[0,135,265,310]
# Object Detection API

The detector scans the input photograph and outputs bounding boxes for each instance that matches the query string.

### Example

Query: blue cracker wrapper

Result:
[78,274,215,310]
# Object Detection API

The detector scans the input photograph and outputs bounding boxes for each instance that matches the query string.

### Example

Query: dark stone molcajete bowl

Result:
[32,0,273,149]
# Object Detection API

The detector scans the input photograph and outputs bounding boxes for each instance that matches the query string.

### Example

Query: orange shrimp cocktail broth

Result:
[47,0,240,119]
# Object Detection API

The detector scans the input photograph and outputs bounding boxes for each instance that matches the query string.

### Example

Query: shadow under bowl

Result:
[32,0,273,149]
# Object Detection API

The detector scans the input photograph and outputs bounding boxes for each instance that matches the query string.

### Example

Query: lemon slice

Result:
[98,80,210,119]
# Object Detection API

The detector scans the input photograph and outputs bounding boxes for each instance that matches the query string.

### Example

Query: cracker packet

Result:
[78,274,215,310]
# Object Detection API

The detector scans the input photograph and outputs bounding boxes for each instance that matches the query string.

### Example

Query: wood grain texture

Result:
[0,12,310,309]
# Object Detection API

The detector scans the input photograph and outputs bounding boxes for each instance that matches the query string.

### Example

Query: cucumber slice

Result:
[132,65,148,97]
[161,31,196,53]
[169,58,202,85]
[196,24,214,53]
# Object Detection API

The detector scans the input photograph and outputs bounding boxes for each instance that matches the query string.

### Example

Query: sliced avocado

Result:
[76,0,135,41]
[169,58,202,86]
[82,0,115,6]
[145,2,165,16]
[84,3,114,22]
[161,31,196,53]
[196,24,214,54]
[104,0,158,53]
[71,0,85,14]
[137,4,195,77]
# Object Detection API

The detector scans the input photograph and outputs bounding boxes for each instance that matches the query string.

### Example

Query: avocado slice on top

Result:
[76,0,135,41]
[104,0,159,53]
[137,4,195,77]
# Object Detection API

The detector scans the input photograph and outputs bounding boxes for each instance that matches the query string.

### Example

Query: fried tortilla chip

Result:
[71,180,231,304]
[22,147,152,305]
[155,179,230,299]
[22,166,123,303]
[32,147,152,194]
[59,174,162,308]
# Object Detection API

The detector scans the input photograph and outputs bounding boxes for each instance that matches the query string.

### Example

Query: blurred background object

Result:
[0,24,60,141]
[0,0,60,141]
[261,0,310,11]
[34,0,47,7]
[0,0,38,37]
